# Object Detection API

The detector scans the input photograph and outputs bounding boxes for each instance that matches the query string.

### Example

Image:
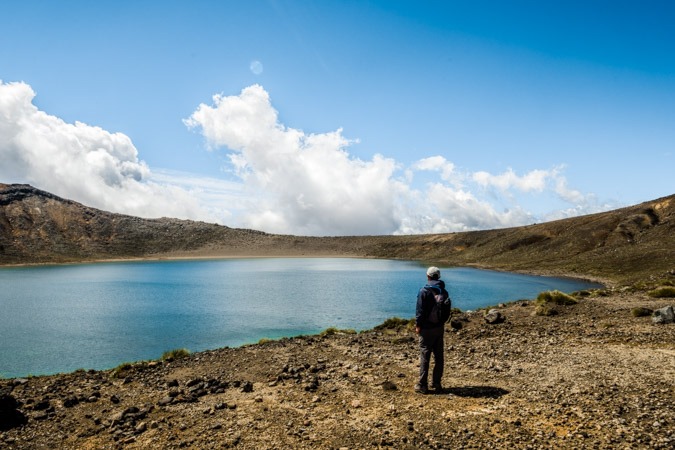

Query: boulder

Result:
[652,306,674,324]
[484,309,505,325]
[0,388,27,430]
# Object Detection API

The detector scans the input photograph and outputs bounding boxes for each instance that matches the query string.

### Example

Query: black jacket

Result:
[416,279,449,329]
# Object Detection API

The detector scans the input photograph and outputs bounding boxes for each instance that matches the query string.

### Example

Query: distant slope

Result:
[1,183,673,284]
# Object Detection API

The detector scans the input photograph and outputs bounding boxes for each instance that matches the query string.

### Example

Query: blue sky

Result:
[1,0,673,235]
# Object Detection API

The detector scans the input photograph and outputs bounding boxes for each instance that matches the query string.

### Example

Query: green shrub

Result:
[630,281,651,291]
[161,348,190,361]
[374,317,415,331]
[647,286,675,298]
[320,327,358,336]
[320,327,339,336]
[536,290,578,306]
[533,304,557,316]
[631,307,653,317]
[111,362,133,379]
[258,338,274,345]
[590,289,612,297]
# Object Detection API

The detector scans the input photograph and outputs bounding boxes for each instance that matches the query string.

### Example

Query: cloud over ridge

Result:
[0,80,605,236]
[0,81,213,222]
[185,85,603,235]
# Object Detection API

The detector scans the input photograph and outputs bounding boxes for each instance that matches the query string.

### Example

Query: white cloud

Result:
[184,84,609,235]
[185,84,405,235]
[412,156,457,182]
[472,168,549,192]
[0,80,217,222]
[1,80,608,237]
[394,182,533,234]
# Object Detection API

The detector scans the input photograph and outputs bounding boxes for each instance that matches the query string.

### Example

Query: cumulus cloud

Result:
[412,156,457,182]
[1,80,605,236]
[472,168,549,192]
[185,84,607,235]
[0,80,216,222]
[185,85,406,235]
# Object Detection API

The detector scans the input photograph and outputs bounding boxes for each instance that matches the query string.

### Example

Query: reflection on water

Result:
[0,258,600,378]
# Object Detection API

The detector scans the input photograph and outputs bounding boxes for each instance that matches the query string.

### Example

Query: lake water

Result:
[0,258,601,378]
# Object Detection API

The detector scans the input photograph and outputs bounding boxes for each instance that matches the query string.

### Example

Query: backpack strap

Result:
[424,284,442,294]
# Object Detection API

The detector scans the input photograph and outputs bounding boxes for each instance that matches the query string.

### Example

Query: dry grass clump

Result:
[161,348,190,361]
[535,290,578,306]
[647,286,675,298]
[320,327,357,336]
[534,304,558,316]
[631,307,653,317]
[110,362,134,379]
[532,290,577,316]
[374,317,415,332]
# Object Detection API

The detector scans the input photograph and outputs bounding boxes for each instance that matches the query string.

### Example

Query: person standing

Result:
[415,266,450,394]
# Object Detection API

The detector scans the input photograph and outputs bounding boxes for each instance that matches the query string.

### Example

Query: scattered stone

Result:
[33,398,50,411]
[186,378,203,387]
[0,390,27,430]
[484,309,505,324]
[134,421,147,434]
[652,306,674,324]
[381,381,398,391]
[241,381,254,393]
[33,411,49,421]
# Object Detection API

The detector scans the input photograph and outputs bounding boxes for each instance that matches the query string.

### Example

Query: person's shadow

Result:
[435,386,509,398]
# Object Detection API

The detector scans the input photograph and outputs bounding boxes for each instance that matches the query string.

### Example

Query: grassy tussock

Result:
[631,307,653,317]
[535,290,578,306]
[647,286,675,298]
[161,348,190,361]
[374,317,415,332]
[110,362,134,379]
[533,304,558,316]
[320,327,357,336]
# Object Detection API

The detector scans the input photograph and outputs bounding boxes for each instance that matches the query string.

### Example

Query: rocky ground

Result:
[2,286,674,449]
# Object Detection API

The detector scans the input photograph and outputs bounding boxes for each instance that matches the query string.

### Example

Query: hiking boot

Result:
[414,384,428,394]
[432,383,443,392]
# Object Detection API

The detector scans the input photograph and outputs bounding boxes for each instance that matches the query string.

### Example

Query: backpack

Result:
[425,285,452,324]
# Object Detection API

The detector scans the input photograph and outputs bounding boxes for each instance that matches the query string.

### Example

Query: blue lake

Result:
[0,258,601,378]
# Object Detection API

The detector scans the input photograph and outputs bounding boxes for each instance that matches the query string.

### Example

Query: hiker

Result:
[415,266,451,394]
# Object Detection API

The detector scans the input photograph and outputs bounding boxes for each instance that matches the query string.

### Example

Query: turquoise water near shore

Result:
[0,258,600,378]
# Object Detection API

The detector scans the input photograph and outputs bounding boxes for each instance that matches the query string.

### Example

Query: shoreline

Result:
[2,286,673,449]
[0,257,607,380]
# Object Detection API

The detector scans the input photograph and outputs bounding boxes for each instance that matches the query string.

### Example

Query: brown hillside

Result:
[1,183,673,284]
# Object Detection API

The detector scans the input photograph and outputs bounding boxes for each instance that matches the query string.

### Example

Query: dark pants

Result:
[418,326,444,388]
